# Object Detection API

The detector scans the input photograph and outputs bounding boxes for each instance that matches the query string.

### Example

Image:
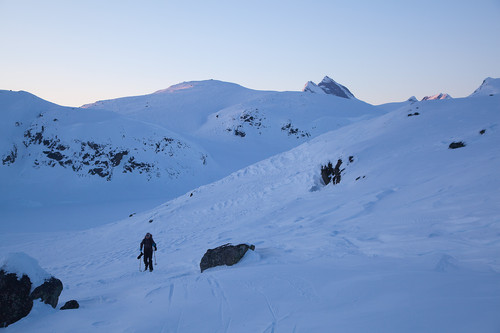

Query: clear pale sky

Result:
[1,0,499,106]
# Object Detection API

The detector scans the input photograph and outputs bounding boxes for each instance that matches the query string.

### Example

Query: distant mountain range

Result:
[1,75,499,332]
[1,76,499,228]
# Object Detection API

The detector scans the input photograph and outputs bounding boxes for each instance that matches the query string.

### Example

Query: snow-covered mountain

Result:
[0,80,381,232]
[0,90,212,182]
[407,96,418,103]
[0,90,222,231]
[421,92,452,101]
[469,77,500,97]
[302,76,356,99]
[1,79,499,331]
[82,79,371,172]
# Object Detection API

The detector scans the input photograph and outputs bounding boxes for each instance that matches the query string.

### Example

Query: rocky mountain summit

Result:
[303,76,356,99]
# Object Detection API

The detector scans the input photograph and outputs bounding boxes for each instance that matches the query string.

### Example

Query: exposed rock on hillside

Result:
[200,243,255,272]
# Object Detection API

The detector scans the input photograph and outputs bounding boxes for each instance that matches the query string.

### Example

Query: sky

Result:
[1,0,499,106]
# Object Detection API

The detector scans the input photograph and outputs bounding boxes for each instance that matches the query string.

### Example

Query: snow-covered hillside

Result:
[469,77,500,97]
[1,80,499,331]
[1,78,382,232]
[0,90,218,232]
[82,79,373,172]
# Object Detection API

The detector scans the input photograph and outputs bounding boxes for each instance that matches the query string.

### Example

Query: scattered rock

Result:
[148,219,153,223]
[129,213,136,217]
[281,122,310,138]
[2,146,18,165]
[480,129,486,135]
[200,243,255,272]
[60,300,79,310]
[234,127,246,137]
[449,141,466,149]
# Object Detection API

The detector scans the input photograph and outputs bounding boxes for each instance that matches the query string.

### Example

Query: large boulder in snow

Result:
[0,270,32,327]
[30,277,63,308]
[60,299,79,310]
[0,253,63,327]
[200,243,255,272]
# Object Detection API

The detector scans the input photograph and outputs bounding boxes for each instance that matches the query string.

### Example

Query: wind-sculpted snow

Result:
[1,87,499,331]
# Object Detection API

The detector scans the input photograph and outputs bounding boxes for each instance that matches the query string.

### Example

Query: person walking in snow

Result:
[140,232,157,272]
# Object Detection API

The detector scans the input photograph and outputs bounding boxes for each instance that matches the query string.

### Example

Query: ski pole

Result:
[154,250,157,265]
[139,258,142,272]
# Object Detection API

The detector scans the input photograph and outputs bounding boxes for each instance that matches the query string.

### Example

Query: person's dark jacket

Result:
[140,237,157,253]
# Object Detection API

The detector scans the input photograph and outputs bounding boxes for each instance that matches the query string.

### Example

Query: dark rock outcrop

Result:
[321,159,344,185]
[449,141,466,149]
[30,277,63,308]
[60,300,79,310]
[0,270,33,328]
[200,243,255,272]
[0,270,63,327]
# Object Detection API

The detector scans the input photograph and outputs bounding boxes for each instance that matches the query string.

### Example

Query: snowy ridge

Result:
[1,85,499,331]
[302,81,325,94]
[469,77,500,97]
[302,76,356,99]
[0,90,214,183]
[421,92,452,101]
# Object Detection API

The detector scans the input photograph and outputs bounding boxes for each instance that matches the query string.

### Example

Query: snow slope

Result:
[1,91,499,332]
[1,79,383,232]
[469,77,500,97]
[82,79,374,173]
[81,80,274,133]
[0,90,217,232]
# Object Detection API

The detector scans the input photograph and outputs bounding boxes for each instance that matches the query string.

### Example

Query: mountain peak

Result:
[469,77,500,97]
[407,96,418,103]
[421,93,452,101]
[302,81,325,94]
[303,76,355,99]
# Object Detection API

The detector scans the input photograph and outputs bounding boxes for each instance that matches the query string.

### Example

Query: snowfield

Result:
[1,78,500,332]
